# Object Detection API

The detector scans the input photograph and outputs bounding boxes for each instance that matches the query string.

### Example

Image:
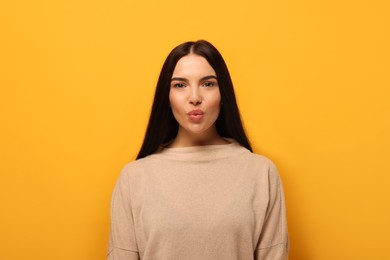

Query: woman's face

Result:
[169,54,221,137]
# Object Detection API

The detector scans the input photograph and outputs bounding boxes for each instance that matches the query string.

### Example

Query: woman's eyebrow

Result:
[170,75,218,82]
[200,75,218,81]
[171,77,188,82]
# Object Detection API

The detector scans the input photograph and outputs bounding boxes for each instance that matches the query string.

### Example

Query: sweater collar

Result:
[151,138,250,162]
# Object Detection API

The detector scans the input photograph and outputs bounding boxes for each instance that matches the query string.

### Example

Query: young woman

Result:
[107,40,289,260]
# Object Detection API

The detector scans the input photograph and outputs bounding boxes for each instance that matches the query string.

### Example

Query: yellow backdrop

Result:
[1,0,389,259]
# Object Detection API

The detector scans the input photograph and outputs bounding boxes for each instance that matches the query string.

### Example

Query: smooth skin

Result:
[168,54,230,148]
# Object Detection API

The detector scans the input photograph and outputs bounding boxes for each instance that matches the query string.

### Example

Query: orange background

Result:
[1,0,389,259]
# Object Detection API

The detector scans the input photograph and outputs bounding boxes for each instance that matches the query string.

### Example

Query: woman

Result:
[107,40,289,260]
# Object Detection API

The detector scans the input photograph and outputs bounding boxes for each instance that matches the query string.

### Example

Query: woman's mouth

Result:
[187,109,204,122]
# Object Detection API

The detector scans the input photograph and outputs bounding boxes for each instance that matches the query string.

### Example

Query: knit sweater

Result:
[107,140,289,260]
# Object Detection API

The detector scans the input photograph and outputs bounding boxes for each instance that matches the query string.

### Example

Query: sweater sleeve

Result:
[107,165,140,260]
[254,161,289,260]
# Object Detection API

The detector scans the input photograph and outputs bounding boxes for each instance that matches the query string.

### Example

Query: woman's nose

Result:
[189,87,202,105]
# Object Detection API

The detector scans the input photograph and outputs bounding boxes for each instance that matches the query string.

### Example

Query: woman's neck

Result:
[167,126,229,148]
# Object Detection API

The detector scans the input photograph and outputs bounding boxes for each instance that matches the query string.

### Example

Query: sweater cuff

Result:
[254,243,289,260]
[107,247,140,260]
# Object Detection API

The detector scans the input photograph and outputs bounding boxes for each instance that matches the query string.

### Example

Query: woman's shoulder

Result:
[117,156,153,178]
[243,152,281,179]
[244,151,276,166]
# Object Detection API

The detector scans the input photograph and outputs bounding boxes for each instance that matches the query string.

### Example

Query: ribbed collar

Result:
[150,138,250,162]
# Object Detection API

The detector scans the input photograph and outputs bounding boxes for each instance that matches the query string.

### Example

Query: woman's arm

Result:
[107,165,140,260]
[254,162,289,260]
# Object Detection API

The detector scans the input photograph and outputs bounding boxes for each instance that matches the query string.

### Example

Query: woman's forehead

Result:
[172,54,216,78]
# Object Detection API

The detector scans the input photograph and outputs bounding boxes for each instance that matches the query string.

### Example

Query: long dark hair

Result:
[136,40,252,159]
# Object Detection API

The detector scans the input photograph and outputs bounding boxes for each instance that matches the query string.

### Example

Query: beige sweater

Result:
[107,140,289,260]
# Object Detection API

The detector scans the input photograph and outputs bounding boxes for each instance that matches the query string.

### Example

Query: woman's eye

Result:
[174,83,185,88]
[203,82,215,87]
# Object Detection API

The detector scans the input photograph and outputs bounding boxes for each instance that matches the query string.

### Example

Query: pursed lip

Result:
[187,109,204,116]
